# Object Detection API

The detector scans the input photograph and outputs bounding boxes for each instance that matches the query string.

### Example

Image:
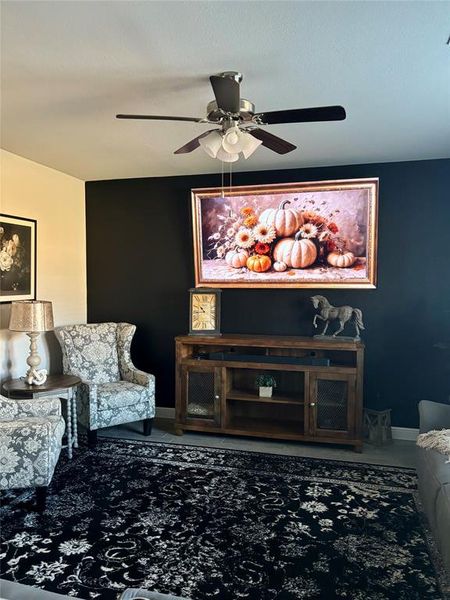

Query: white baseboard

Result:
[156,406,419,442]
[156,406,175,419]
[391,427,419,441]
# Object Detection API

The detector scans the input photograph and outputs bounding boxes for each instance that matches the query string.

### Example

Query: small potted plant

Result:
[255,374,277,398]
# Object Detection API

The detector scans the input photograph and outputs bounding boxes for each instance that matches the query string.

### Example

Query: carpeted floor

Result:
[0,438,447,600]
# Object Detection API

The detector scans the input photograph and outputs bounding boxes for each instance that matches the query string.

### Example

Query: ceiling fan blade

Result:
[209,75,240,113]
[248,128,296,154]
[254,105,346,125]
[174,130,218,154]
[116,114,204,123]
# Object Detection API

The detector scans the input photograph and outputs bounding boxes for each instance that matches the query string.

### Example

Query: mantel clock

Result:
[188,288,221,336]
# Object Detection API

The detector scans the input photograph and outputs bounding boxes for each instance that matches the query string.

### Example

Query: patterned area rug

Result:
[0,438,447,600]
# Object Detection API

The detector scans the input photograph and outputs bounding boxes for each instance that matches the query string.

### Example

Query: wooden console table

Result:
[175,334,364,451]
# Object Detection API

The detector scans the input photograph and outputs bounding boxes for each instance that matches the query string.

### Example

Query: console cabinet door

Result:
[309,372,356,439]
[180,365,222,427]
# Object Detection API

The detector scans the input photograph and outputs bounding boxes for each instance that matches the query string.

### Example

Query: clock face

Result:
[191,293,216,331]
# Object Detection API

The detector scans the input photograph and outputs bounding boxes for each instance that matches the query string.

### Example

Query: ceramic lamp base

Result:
[25,332,48,385]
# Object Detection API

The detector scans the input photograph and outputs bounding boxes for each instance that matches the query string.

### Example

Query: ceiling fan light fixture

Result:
[199,131,223,158]
[216,147,239,163]
[221,125,246,154]
[240,132,263,159]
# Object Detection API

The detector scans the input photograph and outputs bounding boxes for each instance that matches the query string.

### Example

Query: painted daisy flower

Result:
[253,223,276,244]
[235,227,255,249]
[226,227,236,238]
[299,223,318,238]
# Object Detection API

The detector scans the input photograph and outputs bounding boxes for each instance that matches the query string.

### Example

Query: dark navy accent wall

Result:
[86,159,450,428]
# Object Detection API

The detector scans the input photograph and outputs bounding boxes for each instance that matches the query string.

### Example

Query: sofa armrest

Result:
[418,400,450,433]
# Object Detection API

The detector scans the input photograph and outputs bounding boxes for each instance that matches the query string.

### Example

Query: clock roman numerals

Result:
[189,289,221,336]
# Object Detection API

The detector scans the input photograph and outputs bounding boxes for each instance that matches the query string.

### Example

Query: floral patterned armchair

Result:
[0,395,65,508]
[55,323,155,446]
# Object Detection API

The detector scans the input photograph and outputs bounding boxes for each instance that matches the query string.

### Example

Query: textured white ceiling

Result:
[1,1,449,181]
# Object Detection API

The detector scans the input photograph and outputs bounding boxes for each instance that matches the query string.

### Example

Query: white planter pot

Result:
[259,386,273,398]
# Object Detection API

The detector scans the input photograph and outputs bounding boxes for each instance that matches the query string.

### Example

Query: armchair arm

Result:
[0,396,61,420]
[123,368,155,390]
[418,400,450,433]
[16,397,62,418]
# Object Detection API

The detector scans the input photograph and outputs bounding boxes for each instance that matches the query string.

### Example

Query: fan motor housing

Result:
[206,99,255,122]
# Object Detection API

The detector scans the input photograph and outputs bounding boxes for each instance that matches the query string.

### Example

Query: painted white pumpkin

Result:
[273,261,287,272]
[225,249,248,268]
[273,233,317,269]
[327,251,356,268]
[259,200,303,238]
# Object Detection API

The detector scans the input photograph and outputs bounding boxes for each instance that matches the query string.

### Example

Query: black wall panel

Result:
[86,159,450,427]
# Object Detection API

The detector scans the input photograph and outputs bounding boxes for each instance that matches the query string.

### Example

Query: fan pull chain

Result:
[221,160,225,198]
[229,161,233,195]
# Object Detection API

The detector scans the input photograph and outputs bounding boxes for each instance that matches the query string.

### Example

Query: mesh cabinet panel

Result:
[316,379,348,431]
[187,371,216,419]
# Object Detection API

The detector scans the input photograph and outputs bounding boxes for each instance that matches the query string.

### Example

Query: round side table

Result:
[2,374,81,459]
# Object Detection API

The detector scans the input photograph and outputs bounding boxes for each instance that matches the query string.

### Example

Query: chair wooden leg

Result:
[36,487,47,512]
[87,429,98,448]
[143,418,153,436]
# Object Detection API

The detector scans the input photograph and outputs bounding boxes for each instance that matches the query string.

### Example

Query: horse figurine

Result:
[311,295,365,340]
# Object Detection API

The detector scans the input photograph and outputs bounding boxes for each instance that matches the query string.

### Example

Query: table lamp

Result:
[9,300,54,385]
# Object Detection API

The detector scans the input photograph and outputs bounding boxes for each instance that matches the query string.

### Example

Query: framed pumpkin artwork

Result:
[191,178,378,289]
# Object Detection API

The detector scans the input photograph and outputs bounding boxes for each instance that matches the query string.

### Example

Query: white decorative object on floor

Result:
[8,300,54,385]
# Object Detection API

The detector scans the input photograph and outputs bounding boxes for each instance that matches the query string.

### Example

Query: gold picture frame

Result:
[192,178,378,289]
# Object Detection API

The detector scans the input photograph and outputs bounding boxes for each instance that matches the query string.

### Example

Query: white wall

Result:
[0,150,86,383]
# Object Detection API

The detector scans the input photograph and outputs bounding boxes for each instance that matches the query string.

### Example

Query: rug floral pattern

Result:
[0,439,446,599]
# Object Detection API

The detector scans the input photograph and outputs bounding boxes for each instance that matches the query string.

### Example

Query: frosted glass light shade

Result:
[216,147,239,163]
[9,300,54,332]
[221,126,246,154]
[241,133,263,159]
[199,131,223,158]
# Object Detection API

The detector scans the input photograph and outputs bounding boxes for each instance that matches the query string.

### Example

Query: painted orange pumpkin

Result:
[273,233,317,269]
[273,261,287,272]
[327,251,355,268]
[247,254,272,273]
[225,249,248,268]
[258,200,303,238]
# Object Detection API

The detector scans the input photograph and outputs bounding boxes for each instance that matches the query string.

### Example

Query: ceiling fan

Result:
[116,71,346,162]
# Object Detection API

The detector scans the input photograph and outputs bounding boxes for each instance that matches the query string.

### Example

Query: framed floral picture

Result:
[192,178,378,288]
[0,214,37,302]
